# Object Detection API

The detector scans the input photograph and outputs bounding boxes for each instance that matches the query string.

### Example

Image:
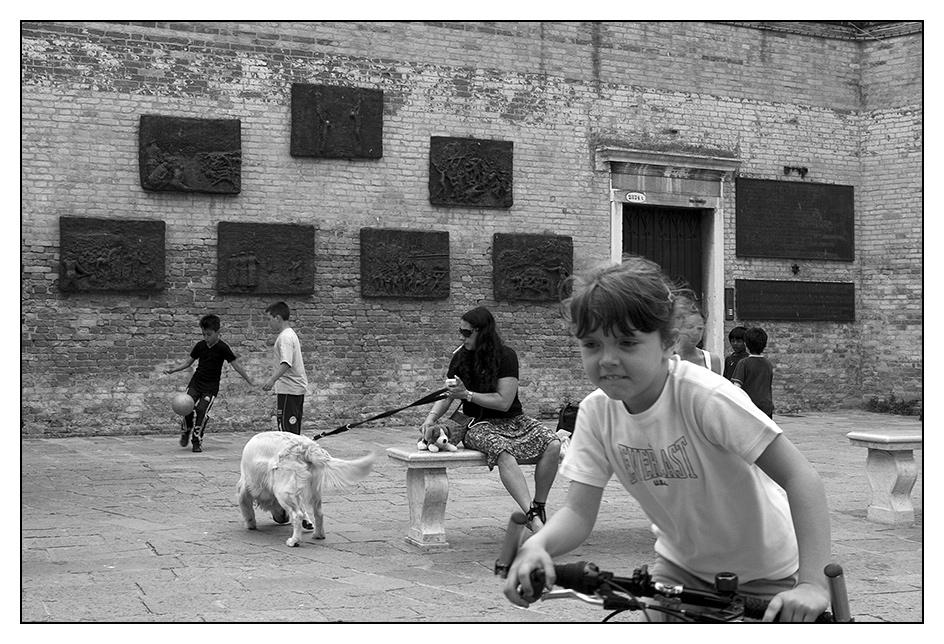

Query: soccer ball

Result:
[171,392,194,416]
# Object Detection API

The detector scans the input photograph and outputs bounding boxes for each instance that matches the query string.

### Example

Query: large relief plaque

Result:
[59,217,165,292]
[139,115,241,194]
[291,84,383,158]
[360,228,449,299]
[493,233,572,301]
[217,222,314,295]
[736,178,854,261]
[736,280,855,321]
[429,137,513,208]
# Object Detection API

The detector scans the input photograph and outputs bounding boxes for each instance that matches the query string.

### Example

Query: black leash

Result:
[311,388,449,441]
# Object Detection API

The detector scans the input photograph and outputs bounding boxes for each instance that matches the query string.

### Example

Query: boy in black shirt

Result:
[723,326,748,380]
[165,314,255,452]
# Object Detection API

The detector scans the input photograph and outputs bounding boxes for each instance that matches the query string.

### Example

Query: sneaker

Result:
[179,420,192,447]
[192,439,202,453]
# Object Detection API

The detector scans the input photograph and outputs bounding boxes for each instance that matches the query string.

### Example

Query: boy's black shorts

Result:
[276,393,305,435]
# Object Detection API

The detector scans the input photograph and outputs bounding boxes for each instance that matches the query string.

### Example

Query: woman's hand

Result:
[446,376,468,400]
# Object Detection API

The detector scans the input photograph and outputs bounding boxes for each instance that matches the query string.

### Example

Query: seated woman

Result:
[420,306,561,531]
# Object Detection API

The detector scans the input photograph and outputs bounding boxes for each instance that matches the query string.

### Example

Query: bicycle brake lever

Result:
[540,589,606,606]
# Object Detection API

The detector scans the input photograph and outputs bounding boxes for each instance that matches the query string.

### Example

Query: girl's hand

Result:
[763,583,829,622]
[502,542,555,608]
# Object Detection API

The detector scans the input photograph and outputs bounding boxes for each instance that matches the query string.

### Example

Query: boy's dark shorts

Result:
[276,393,305,434]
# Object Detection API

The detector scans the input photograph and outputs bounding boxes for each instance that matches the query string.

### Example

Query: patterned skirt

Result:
[463,414,558,470]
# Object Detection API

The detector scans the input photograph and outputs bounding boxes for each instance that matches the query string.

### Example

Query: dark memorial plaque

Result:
[736,280,855,321]
[736,178,854,260]
[59,216,165,292]
[139,115,241,194]
[429,137,513,208]
[291,84,383,158]
[493,233,572,301]
[217,222,314,295]
[360,228,449,299]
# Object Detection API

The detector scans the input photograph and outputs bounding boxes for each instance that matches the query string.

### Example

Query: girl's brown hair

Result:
[561,255,694,348]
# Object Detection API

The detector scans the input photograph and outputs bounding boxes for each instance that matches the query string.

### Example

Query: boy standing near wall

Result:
[723,326,749,380]
[731,327,775,418]
[263,302,309,434]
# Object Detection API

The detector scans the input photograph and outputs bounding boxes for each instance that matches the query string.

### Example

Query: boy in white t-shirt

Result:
[502,256,831,622]
[263,301,309,435]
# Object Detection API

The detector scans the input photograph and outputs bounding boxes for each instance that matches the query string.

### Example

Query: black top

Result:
[723,350,749,380]
[448,344,523,421]
[188,339,238,395]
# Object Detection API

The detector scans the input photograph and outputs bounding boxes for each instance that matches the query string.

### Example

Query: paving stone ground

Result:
[21,410,923,628]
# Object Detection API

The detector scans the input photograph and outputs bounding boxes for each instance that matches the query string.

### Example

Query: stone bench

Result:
[846,429,923,526]
[386,446,488,548]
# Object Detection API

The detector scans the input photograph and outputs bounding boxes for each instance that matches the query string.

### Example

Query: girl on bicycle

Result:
[503,255,831,622]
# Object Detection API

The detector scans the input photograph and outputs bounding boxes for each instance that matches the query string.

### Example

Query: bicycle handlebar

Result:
[495,511,851,623]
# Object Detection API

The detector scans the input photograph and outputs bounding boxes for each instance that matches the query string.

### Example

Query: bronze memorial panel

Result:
[360,228,449,299]
[735,279,855,321]
[139,115,241,194]
[735,178,854,261]
[217,222,314,295]
[429,137,513,208]
[493,233,572,301]
[290,84,383,158]
[59,216,165,292]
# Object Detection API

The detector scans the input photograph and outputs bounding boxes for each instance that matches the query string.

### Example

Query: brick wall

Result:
[20,21,923,436]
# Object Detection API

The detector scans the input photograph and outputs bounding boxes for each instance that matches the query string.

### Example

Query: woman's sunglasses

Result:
[459,328,477,338]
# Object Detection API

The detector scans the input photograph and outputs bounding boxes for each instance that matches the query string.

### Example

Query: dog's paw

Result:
[245,520,257,530]
[286,537,300,547]
[312,532,325,540]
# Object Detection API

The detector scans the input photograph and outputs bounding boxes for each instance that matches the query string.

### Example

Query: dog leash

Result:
[311,388,449,441]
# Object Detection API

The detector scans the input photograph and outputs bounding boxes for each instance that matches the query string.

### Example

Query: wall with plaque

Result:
[429,137,513,208]
[139,115,241,194]
[217,222,314,294]
[58,216,165,292]
[493,233,572,301]
[290,84,383,158]
[736,280,855,321]
[735,178,854,261]
[360,228,450,299]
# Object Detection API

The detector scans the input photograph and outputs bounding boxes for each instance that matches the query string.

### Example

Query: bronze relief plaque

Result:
[58,216,165,292]
[493,233,572,301]
[217,222,314,295]
[429,137,513,208]
[291,84,383,158]
[360,228,449,299]
[139,115,241,194]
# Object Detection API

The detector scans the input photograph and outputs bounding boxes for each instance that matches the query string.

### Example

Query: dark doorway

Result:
[622,204,705,299]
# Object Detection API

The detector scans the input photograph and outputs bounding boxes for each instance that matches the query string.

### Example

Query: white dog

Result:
[237,431,377,547]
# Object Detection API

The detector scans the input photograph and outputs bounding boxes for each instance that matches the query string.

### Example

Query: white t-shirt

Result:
[272,327,308,396]
[561,357,798,583]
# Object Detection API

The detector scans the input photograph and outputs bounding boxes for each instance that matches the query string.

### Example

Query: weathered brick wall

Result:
[20,21,922,436]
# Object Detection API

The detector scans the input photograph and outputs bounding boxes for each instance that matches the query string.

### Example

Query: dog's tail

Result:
[320,451,379,491]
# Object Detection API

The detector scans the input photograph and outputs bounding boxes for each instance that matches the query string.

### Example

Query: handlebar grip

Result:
[825,563,852,622]
[494,511,528,578]
[554,561,599,595]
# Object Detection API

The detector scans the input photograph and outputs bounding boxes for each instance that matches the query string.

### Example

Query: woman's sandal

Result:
[526,501,546,532]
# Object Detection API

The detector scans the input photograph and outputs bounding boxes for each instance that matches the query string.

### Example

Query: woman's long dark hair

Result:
[455,306,503,391]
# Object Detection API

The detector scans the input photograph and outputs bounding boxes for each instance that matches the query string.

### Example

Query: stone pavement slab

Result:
[20,411,923,624]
